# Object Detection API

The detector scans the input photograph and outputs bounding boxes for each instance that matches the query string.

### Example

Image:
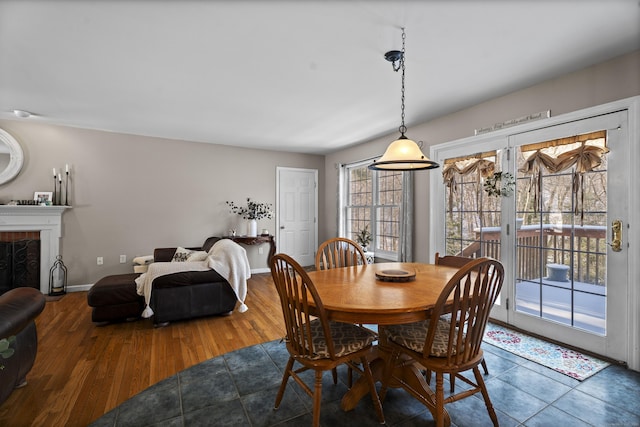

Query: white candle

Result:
[58,173,62,182]
[65,164,69,173]
[53,168,56,177]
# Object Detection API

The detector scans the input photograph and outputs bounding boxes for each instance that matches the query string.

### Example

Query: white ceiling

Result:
[1,1,638,155]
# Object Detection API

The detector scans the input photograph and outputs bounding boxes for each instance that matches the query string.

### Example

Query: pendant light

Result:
[369,28,439,171]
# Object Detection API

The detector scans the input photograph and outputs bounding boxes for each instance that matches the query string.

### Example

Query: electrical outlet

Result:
[120,254,127,264]
[97,256,103,265]
[258,246,264,254]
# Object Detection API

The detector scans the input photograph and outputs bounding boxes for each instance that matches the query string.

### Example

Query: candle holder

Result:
[53,175,58,205]
[65,170,70,206]
[57,174,62,206]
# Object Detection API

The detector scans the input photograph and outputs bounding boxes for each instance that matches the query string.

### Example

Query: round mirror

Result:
[0,128,24,185]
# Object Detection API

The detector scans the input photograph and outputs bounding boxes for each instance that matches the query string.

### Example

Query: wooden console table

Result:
[220,235,276,263]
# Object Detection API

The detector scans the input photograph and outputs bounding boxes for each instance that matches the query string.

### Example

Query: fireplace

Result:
[0,231,41,294]
[0,206,68,294]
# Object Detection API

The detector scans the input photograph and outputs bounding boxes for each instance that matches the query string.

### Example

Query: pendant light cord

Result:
[399,28,407,136]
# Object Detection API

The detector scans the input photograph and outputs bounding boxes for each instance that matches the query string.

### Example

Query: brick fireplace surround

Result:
[0,206,68,294]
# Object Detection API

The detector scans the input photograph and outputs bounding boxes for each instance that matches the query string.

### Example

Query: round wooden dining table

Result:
[306,262,459,325]
[305,262,460,425]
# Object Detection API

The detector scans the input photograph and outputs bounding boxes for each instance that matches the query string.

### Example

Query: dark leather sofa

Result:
[150,237,237,325]
[0,287,45,406]
[87,237,238,326]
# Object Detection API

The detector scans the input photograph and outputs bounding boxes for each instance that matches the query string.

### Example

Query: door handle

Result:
[610,219,622,252]
[280,225,285,229]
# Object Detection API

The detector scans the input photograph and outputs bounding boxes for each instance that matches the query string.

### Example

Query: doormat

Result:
[483,322,609,381]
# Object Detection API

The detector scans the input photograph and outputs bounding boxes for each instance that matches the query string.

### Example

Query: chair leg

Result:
[275,357,295,409]
[360,355,385,424]
[424,369,432,385]
[435,372,446,427]
[481,358,489,375]
[312,370,323,427]
[450,358,487,393]
[473,366,499,427]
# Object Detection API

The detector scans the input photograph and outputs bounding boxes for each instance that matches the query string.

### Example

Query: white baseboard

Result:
[67,284,93,292]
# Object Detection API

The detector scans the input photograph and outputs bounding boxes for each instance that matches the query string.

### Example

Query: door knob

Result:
[610,219,622,252]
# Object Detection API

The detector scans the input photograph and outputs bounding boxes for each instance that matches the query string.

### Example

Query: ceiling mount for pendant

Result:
[384,50,403,72]
[370,28,439,171]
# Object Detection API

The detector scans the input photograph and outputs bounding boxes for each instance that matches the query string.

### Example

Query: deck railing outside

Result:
[466,224,607,286]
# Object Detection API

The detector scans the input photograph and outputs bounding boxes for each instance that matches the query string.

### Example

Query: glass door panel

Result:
[444,153,503,260]
[514,134,607,335]
[509,111,628,361]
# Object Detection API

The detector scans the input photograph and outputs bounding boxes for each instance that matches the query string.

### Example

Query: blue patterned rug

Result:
[483,322,609,380]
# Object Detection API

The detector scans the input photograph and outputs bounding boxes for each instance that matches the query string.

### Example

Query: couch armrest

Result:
[0,288,45,338]
[202,236,222,252]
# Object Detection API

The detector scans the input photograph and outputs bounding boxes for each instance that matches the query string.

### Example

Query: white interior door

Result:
[276,167,317,266]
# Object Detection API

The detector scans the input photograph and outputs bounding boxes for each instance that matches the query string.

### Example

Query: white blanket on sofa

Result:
[135,239,251,318]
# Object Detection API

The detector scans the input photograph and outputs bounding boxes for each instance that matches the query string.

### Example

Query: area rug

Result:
[483,322,609,381]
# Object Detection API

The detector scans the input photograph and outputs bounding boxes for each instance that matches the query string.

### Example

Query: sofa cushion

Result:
[171,247,193,262]
[152,270,227,289]
[153,247,178,263]
[87,273,142,307]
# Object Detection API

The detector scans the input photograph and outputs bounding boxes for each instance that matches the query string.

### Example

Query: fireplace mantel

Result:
[0,205,70,293]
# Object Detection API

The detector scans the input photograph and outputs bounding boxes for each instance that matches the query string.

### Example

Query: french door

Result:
[432,108,631,363]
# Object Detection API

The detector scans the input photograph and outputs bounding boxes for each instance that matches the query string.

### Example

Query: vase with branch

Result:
[483,171,515,198]
[226,198,273,237]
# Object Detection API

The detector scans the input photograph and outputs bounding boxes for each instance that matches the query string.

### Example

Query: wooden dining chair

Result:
[380,257,504,427]
[434,252,489,391]
[316,237,371,387]
[269,253,385,427]
[315,237,366,271]
[434,252,475,268]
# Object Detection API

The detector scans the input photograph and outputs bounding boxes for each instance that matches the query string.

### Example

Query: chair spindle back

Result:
[425,257,504,367]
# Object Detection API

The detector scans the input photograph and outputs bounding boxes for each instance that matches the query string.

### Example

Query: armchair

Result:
[0,287,45,405]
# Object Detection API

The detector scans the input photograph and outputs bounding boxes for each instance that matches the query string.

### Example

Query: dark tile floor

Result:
[90,338,640,427]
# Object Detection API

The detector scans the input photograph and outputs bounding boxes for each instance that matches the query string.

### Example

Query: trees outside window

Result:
[342,162,404,260]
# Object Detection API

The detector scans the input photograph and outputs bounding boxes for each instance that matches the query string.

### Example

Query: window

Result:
[340,161,409,261]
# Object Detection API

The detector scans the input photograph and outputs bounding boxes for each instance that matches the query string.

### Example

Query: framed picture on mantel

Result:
[34,191,53,204]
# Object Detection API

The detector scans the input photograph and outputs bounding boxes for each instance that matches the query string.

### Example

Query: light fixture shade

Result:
[369,136,439,170]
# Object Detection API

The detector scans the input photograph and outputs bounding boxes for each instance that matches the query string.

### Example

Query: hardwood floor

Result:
[0,272,285,427]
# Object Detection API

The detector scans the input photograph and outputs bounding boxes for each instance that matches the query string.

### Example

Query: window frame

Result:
[340,160,404,261]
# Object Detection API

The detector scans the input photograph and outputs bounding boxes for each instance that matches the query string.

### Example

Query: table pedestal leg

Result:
[341,350,451,427]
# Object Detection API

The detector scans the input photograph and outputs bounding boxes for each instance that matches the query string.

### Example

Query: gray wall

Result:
[324,50,640,262]
[0,123,324,285]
